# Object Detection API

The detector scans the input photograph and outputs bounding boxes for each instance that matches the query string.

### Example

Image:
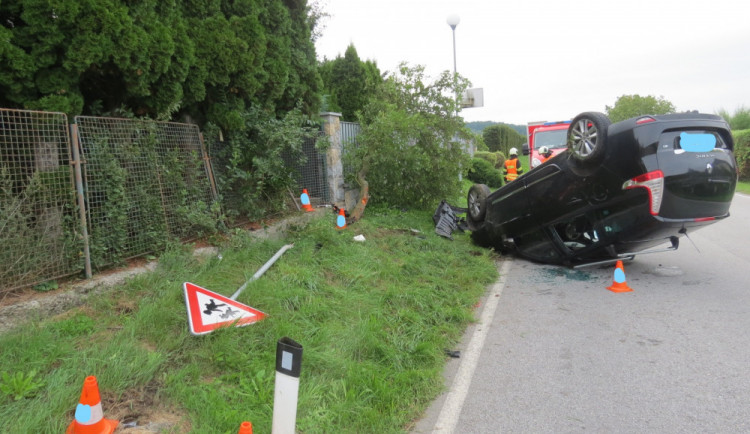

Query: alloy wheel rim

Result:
[570,119,598,157]
[469,193,480,217]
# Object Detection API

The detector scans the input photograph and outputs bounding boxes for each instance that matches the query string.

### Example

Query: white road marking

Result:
[432,258,513,433]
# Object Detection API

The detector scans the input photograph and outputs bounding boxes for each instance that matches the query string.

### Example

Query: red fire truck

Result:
[523,120,571,168]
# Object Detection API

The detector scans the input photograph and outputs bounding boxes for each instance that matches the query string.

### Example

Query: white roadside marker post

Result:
[272,337,303,434]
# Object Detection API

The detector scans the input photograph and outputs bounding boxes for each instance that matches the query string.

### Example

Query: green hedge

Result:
[474,150,506,169]
[734,129,750,181]
[468,158,503,188]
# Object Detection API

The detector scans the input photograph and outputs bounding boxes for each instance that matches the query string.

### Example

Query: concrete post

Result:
[320,112,345,206]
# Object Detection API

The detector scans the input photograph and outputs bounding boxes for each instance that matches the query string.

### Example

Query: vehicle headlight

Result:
[531,158,542,168]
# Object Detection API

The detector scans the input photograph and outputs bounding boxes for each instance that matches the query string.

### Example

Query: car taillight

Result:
[623,170,664,215]
[694,217,715,222]
[636,116,656,125]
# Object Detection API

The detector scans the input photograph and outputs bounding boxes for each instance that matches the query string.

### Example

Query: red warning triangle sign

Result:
[183,282,267,336]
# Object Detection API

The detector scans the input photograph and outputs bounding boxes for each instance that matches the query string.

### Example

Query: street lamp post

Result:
[446,14,460,80]
[446,14,461,180]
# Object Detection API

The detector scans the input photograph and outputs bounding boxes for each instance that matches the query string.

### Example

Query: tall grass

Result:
[0,207,498,433]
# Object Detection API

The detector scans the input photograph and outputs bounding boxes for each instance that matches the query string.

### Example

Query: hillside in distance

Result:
[466,121,526,136]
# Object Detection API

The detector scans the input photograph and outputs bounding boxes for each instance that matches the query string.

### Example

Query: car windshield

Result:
[535,130,567,149]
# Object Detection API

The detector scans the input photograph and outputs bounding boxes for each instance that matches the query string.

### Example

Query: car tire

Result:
[567,112,610,165]
[467,184,491,224]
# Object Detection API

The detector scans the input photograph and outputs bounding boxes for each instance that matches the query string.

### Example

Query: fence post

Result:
[320,112,345,206]
[69,124,92,279]
[198,132,219,201]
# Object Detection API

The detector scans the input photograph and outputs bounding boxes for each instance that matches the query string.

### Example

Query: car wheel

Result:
[567,112,610,164]
[467,184,491,223]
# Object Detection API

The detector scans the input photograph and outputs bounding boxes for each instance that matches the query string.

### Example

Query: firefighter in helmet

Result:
[503,147,523,183]
[539,146,553,163]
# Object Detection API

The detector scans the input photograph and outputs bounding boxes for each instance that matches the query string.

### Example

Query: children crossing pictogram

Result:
[183,282,267,336]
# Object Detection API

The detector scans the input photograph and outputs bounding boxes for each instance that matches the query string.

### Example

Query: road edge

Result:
[412,258,513,433]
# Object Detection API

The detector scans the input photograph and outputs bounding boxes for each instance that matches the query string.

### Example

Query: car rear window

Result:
[674,131,727,152]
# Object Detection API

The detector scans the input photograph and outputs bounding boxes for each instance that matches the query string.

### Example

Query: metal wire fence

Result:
[2,109,336,291]
[0,109,82,291]
[341,121,361,178]
[281,132,329,205]
[76,117,217,269]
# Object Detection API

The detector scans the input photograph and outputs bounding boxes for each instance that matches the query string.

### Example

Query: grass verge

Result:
[0,207,498,433]
[736,180,750,195]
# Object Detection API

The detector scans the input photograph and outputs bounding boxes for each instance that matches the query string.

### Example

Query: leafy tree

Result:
[270,0,322,117]
[473,132,488,152]
[319,44,382,121]
[0,0,321,128]
[482,124,524,156]
[717,106,750,131]
[350,63,470,209]
[208,103,319,220]
[605,94,675,123]
[482,125,502,152]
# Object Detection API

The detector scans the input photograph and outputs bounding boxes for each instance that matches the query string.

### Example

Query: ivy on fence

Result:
[77,117,219,269]
[2,107,331,292]
[0,110,82,291]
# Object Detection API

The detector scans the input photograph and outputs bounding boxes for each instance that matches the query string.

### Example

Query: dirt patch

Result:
[0,260,159,334]
[101,380,191,433]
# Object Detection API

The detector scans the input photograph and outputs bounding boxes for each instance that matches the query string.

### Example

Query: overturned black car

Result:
[467,112,737,267]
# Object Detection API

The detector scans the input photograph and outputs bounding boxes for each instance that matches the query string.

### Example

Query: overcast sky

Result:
[314,0,750,125]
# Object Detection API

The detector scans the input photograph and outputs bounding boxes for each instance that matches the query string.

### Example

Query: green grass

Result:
[736,180,750,195]
[0,207,498,433]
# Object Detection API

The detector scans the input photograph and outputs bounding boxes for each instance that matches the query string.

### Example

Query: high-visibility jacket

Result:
[503,158,522,181]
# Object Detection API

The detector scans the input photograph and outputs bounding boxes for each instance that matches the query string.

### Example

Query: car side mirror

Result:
[522,143,529,155]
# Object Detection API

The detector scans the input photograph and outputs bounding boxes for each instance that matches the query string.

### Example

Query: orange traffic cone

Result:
[66,376,118,434]
[300,189,314,212]
[336,207,347,230]
[607,260,633,293]
[238,421,253,433]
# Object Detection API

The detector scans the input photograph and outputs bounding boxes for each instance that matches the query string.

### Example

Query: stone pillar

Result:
[320,112,345,206]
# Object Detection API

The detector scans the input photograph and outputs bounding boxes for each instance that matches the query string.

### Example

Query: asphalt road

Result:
[414,193,750,433]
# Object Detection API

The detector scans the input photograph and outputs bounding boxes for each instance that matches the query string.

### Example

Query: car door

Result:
[484,175,532,237]
[655,129,736,220]
[506,162,571,263]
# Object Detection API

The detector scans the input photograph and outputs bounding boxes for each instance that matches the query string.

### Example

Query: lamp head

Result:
[446,14,460,30]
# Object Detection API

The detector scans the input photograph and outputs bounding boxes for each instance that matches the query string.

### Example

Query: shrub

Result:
[493,151,507,169]
[351,64,470,209]
[474,151,496,166]
[718,107,750,130]
[467,158,503,188]
[474,151,506,169]
[209,104,319,220]
[734,129,750,181]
